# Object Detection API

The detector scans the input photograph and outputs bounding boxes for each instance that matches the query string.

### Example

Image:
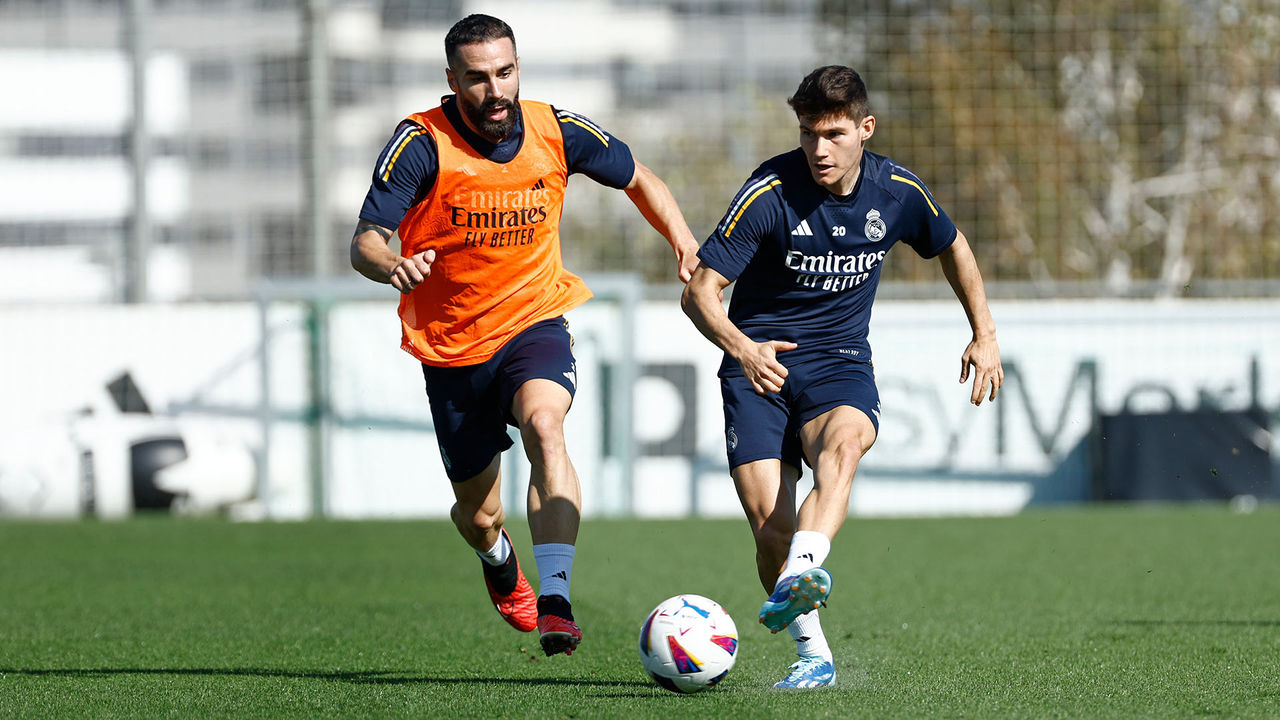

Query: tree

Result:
[819,0,1280,289]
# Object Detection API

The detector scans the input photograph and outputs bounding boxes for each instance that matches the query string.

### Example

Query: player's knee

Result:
[521,407,567,456]
[822,437,865,474]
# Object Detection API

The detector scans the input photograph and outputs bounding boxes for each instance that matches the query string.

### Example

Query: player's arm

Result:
[556,107,698,283]
[349,121,439,294]
[937,230,1003,404]
[680,264,797,395]
[623,161,700,283]
[350,221,436,294]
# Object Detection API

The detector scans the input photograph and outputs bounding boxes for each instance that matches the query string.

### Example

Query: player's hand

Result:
[674,237,701,284]
[960,334,1003,405]
[739,340,798,395]
[389,249,435,294]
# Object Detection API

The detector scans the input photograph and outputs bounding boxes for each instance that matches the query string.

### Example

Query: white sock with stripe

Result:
[532,543,575,600]
[788,610,832,661]
[776,530,831,589]
[476,531,511,566]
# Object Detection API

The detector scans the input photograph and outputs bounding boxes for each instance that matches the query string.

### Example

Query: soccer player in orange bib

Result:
[351,14,699,657]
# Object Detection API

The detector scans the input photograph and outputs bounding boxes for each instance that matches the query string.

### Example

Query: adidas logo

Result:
[791,219,813,236]
[552,570,567,580]
[800,552,814,562]
[532,178,546,190]
[798,635,811,642]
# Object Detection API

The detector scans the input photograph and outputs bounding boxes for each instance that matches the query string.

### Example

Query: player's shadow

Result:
[0,667,650,687]
[1109,619,1280,627]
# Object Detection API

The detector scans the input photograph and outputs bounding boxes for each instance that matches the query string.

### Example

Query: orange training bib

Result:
[395,100,592,366]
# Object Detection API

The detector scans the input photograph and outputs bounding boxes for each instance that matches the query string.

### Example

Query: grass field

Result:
[1,505,1278,718]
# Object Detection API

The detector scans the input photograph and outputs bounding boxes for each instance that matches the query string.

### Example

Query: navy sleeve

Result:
[553,106,636,189]
[891,166,957,259]
[358,122,438,230]
[696,170,783,282]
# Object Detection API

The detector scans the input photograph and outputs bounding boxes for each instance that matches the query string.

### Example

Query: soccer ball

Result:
[638,594,738,693]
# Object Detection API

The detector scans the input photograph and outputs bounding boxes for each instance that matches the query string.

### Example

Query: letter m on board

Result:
[996,360,1098,458]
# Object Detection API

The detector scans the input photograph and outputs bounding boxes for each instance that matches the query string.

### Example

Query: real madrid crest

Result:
[865,209,886,242]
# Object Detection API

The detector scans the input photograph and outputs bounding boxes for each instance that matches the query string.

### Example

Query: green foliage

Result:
[1,507,1278,718]
[818,0,1280,286]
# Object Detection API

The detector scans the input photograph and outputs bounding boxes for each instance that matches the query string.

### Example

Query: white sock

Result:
[475,531,512,567]
[532,543,575,600]
[788,610,832,661]
[776,530,831,588]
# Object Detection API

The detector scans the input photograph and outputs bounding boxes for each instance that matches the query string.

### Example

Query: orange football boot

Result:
[482,530,537,632]
[537,613,582,656]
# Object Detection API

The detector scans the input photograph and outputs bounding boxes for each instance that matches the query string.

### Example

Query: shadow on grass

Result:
[1110,620,1280,627]
[0,667,650,688]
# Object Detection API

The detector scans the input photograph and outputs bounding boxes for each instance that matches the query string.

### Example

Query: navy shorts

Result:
[720,353,880,476]
[422,317,576,482]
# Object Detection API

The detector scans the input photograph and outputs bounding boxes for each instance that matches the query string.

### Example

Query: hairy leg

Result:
[449,453,505,551]
[796,405,877,539]
[732,459,802,592]
[511,378,580,546]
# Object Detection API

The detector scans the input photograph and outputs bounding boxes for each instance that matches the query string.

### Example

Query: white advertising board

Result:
[1,298,1276,519]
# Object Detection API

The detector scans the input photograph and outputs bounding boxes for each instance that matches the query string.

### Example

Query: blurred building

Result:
[0,0,821,301]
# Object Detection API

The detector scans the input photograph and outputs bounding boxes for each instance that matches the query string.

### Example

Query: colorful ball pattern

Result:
[638,594,738,693]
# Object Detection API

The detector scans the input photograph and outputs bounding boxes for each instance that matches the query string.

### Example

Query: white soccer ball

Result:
[638,594,738,693]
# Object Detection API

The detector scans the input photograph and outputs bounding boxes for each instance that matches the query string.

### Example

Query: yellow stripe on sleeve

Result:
[724,179,781,237]
[382,129,424,181]
[890,173,938,216]
[558,116,609,147]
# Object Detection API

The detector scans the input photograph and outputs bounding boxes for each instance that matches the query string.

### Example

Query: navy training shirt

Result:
[697,148,957,376]
[359,95,637,231]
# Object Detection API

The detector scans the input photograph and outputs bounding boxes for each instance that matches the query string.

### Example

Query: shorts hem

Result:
[444,438,514,483]
[728,453,804,473]
[797,401,880,435]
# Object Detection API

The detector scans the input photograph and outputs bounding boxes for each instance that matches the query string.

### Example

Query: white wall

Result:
[1,297,1276,519]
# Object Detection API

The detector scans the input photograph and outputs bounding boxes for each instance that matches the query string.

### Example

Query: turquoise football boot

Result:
[758,567,831,633]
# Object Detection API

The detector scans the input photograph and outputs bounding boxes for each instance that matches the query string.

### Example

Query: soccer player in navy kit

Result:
[681,66,1003,688]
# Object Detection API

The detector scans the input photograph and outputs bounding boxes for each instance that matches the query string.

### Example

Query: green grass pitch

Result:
[1,505,1278,718]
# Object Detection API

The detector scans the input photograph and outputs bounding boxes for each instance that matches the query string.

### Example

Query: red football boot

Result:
[482,530,537,632]
[537,613,582,657]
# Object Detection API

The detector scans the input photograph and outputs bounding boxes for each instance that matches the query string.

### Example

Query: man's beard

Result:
[460,94,518,141]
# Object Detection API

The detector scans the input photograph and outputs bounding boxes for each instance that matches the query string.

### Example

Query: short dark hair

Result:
[787,66,870,122]
[444,14,516,66]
